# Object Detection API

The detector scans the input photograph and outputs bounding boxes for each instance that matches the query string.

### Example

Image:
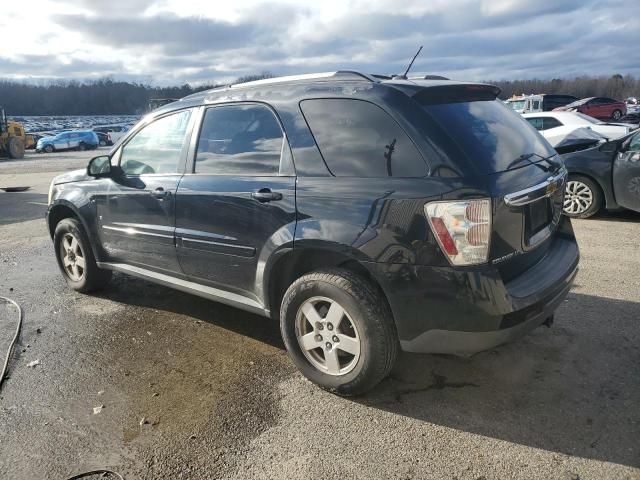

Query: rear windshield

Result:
[417,99,556,175]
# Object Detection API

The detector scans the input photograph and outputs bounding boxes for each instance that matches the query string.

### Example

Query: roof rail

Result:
[409,75,450,80]
[228,71,377,89]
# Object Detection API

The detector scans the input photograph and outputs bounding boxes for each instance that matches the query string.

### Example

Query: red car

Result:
[554,97,627,120]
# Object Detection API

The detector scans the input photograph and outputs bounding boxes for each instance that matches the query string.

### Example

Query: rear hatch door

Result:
[412,85,566,276]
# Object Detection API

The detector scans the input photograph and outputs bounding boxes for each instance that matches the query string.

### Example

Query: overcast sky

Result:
[1,0,638,85]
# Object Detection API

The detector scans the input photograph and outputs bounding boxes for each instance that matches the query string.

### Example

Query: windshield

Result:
[507,100,526,110]
[418,99,556,175]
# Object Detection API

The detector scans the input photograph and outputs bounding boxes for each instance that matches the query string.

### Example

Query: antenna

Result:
[393,46,423,80]
[403,46,423,77]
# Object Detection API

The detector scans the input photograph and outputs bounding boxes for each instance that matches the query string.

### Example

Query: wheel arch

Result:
[265,247,394,323]
[47,200,104,261]
[567,171,615,209]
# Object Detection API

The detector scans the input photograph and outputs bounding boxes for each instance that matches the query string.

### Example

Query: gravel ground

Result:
[0,152,638,479]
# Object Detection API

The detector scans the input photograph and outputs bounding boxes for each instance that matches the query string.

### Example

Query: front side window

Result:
[300,98,426,177]
[195,104,284,175]
[120,109,191,175]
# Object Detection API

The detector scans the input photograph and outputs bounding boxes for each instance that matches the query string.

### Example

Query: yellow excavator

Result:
[0,106,33,159]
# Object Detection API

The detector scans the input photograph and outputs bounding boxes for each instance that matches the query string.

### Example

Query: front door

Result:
[96,108,194,273]
[613,132,640,212]
[175,103,296,301]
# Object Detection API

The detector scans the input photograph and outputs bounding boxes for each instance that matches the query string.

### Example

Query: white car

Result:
[523,111,633,144]
[92,124,130,144]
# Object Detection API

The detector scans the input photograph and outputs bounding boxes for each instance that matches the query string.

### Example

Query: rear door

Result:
[96,108,195,273]
[68,132,80,149]
[613,132,640,212]
[175,103,296,301]
[53,133,70,150]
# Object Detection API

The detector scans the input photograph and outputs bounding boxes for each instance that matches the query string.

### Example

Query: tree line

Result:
[0,73,636,116]
[490,74,638,100]
[0,73,273,116]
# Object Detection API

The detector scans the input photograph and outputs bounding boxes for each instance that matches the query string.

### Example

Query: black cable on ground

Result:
[66,469,124,479]
[0,296,22,390]
[0,297,124,479]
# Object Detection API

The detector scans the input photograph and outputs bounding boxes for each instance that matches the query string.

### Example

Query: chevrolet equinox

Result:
[46,71,579,395]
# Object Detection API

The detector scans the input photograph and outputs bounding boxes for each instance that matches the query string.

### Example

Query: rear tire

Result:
[53,218,111,293]
[8,137,25,159]
[564,175,603,218]
[280,268,398,396]
[77,142,86,151]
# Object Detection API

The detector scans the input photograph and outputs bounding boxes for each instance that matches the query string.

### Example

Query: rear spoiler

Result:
[413,84,501,105]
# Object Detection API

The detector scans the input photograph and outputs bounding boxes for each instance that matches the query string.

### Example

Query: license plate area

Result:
[524,198,552,248]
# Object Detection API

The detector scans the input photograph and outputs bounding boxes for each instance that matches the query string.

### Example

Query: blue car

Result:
[36,130,99,153]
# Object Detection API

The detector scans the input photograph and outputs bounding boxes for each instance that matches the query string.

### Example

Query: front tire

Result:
[77,142,86,151]
[280,269,398,396]
[612,109,622,120]
[563,175,603,218]
[53,218,111,293]
[43,144,54,153]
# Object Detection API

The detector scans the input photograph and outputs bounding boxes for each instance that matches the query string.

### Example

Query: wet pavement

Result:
[0,151,639,479]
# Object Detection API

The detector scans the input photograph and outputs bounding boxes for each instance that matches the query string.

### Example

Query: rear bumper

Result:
[365,232,579,356]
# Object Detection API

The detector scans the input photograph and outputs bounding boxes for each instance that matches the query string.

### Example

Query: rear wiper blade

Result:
[507,153,560,172]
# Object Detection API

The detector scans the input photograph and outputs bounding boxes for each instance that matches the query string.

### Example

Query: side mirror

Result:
[87,155,112,177]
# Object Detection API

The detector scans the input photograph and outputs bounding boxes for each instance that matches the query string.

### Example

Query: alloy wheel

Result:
[295,296,361,376]
[60,233,85,281]
[564,180,593,215]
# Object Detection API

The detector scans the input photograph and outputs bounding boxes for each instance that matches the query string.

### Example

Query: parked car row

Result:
[34,124,131,153]
[505,94,577,114]
[507,94,639,218]
[553,97,627,120]
[36,130,100,153]
[523,111,634,152]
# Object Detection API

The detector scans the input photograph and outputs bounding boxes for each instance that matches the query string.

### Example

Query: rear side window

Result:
[195,104,284,175]
[300,99,426,177]
[543,117,563,129]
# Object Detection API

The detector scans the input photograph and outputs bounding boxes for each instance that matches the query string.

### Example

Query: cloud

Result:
[0,0,638,85]
[52,14,265,55]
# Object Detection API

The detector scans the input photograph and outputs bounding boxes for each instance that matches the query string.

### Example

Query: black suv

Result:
[46,72,579,395]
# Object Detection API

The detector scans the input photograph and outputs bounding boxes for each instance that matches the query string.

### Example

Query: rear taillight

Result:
[424,199,492,266]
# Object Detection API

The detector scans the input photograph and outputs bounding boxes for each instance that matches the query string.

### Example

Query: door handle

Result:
[251,188,282,202]
[151,187,169,199]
